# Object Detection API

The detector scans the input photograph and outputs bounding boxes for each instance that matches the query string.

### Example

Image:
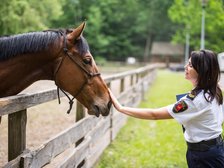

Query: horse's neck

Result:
[0,52,57,97]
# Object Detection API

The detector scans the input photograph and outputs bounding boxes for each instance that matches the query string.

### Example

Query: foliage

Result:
[80,0,176,61]
[168,0,224,52]
[3,0,224,60]
[95,56,107,66]
[96,70,192,168]
[0,0,176,61]
[0,0,63,34]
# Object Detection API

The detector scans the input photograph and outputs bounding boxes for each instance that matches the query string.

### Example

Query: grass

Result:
[96,70,192,168]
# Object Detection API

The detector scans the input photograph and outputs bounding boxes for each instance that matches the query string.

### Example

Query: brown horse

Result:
[0,22,111,117]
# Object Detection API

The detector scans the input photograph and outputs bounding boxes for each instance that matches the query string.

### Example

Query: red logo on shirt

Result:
[173,100,188,113]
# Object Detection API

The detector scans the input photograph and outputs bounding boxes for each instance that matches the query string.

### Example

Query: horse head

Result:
[54,22,111,117]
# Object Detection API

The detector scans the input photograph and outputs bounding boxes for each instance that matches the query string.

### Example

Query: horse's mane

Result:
[0,29,90,61]
[0,31,61,61]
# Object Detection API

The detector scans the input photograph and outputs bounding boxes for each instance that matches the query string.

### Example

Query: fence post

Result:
[76,101,86,167]
[106,82,113,142]
[120,78,125,93]
[8,109,27,161]
[141,80,145,101]
[76,101,85,121]
[130,75,134,86]
[76,101,85,145]
[136,74,139,83]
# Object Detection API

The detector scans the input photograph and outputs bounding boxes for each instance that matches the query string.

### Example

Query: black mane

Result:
[0,29,90,61]
[0,31,61,61]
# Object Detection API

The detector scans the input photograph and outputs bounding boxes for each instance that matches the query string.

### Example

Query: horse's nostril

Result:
[107,100,112,110]
[94,105,100,117]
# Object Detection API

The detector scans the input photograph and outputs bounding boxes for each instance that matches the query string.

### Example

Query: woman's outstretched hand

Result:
[107,88,172,120]
[108,89,123,111]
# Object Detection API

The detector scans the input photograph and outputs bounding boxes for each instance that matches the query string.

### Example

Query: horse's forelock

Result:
[75,36,90,56]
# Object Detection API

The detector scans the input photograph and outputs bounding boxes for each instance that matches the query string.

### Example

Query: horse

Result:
[0,22,111,117]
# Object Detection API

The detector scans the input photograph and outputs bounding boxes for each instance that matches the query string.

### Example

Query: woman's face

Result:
[184,58,198,86]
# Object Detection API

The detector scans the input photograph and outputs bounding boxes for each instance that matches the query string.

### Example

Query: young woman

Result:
[108,49,224,168]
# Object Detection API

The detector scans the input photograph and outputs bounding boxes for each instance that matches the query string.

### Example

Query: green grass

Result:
[96,70,192,168]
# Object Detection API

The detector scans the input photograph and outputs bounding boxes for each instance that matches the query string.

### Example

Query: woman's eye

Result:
[187,62,192,68]
[83,58,92,65]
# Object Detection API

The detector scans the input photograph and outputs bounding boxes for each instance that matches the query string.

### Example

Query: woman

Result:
[108,49,224,168]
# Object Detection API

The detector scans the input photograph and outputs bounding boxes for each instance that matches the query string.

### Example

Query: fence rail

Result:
[0,63,164,168]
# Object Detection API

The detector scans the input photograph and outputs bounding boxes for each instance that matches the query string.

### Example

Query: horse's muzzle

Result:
[91,100,112,117]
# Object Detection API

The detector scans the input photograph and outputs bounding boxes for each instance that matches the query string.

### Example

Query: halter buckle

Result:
[88,72,100,77]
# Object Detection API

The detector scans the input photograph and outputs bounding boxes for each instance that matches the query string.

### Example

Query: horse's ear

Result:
[67,22,86,41]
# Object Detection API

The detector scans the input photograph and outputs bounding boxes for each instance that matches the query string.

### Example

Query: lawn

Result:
[96,70,192,168]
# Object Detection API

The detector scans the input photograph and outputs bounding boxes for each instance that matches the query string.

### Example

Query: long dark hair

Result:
[190,49,223,105]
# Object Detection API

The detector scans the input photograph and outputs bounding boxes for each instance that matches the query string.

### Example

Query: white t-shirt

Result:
[167,90,224,143]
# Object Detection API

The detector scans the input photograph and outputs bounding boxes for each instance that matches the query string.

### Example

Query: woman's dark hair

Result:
[190,49,223,105]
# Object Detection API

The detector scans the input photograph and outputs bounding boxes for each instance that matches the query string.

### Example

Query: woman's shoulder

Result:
[186,90,211,110]
[186,89,203,101]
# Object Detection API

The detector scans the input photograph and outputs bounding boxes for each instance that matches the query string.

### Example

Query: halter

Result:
[54,31,100,114]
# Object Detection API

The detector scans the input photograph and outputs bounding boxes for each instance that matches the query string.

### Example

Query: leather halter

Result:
[54,31,100,114]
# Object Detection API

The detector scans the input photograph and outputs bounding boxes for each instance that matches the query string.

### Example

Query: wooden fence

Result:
[0,64,164,168]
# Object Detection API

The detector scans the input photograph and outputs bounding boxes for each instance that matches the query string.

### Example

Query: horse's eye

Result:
[83,58,92,65]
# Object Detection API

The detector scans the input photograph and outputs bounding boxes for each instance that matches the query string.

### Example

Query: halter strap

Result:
[54,31,100,114]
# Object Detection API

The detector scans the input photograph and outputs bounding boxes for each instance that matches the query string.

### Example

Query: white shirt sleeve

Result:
[167,97,198,125]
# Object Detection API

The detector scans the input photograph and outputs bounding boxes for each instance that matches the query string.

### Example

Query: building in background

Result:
[150,42,184,68]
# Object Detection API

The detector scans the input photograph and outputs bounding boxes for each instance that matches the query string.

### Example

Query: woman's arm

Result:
[108,89,173,120]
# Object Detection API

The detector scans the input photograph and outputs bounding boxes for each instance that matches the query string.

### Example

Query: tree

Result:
[81,0,176,61]
[138,0,176,61]
[168,0,224,52]
[0,0,63,35]
[1,0,179,62]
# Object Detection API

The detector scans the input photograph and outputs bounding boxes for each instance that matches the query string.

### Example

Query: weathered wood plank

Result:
[88,117,111,143]
[84,116,111,166]
[21,116,99,167]
[0,89,62,116]
[59,136,91,168]
[86,130,111,167]
[3,150,30,168]
[59,117,111,168]
[8,109,27,161]
[104,63,164,82]
[3,156,20,168]
[111,113,127,140]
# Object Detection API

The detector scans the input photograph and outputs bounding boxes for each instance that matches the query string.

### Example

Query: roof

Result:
[151,42,184,56]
